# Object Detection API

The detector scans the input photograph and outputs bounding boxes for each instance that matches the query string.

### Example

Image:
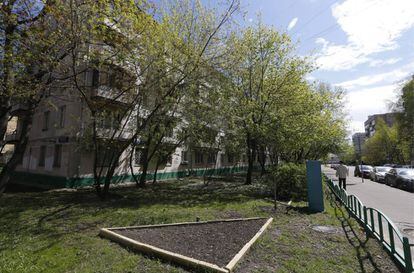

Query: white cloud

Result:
[336,60,414,90]
[368,57,401,67]
[287,17,298,31]
[306,75,316,82]
[316,0,414,71]
[345,84,398,133]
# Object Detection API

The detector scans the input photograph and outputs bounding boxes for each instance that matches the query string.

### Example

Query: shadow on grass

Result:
[0,174,269,247]
[3,175,268,211]
[327,190,387,273]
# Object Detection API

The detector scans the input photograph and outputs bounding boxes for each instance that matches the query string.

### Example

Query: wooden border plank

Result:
[100,228,229,273]
[105,217,267,231]
[100,217,272,273]
[225,217,273,272]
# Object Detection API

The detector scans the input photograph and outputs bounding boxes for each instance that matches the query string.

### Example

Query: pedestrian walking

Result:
[336,161,349,190]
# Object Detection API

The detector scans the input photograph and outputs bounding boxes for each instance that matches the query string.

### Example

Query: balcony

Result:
[91,86,132,106]
[10,103,28,115]
[4,130,19,143]
[95,127,133,141]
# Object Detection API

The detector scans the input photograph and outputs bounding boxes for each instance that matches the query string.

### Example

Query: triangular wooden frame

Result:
[100,217,273,273]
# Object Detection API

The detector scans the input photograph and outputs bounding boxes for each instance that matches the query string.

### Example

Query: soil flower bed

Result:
[100,218,272,272]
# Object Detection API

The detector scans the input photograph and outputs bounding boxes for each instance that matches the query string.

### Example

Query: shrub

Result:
[268,163,307,202]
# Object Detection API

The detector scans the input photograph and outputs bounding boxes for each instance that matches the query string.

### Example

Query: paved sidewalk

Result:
[323,165,414,242]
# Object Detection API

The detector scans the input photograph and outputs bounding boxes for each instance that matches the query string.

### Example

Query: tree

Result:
[221,22,312,184]
[0,0,77,192]
[339,143,357,165]
[61,0,239,198]
[274,81,346,163]
[362,119,405,165]
[395,76,414,165]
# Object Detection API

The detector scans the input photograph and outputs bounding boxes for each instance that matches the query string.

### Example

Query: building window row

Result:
[38,145,62,168]
[42,105,66,131]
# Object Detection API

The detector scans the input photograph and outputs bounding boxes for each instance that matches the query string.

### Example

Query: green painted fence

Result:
[325,177,413,273]
[11,165,257,189]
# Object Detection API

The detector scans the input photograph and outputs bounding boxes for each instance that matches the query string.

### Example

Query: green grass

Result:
[0,176,401,273]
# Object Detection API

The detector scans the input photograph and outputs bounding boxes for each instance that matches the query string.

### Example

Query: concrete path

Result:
[323,165,414,242]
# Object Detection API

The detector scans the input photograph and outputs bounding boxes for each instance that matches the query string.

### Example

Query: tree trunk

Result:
[138,146,149,188]
[245,134,256,185]
[0,22,16,144]
[0,109,33,193]
[153,159,160,184]
[101,163,117,199]
[258,145,266,176]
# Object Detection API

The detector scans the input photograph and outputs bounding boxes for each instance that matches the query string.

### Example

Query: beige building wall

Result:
[11,68,251,187]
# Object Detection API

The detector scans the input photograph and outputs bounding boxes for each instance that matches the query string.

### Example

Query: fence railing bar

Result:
[324,175,413,273]
[370,209,375,233]
[378,212,384,242]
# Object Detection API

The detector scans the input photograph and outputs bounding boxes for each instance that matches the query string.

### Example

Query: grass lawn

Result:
[0,175,401,273]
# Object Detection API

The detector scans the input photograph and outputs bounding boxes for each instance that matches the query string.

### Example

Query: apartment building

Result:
[364,113,396,137]
[5,67,250,189]
[352,132,366,156]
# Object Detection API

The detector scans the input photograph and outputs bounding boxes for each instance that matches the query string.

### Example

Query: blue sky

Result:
[236,0,414,136]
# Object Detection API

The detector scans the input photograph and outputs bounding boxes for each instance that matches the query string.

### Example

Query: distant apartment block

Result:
[352,132,366,156]
[364,113,396,137]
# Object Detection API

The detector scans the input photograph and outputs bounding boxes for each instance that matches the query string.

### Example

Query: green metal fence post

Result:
[402,237,413,273]
[388,223,395,253]
[363,206,370,237]
[363,206,367,224]
[378,212,383,242]
[370,209,375,233]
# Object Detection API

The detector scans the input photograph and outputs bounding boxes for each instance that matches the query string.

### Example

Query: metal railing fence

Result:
[325,177,413,273]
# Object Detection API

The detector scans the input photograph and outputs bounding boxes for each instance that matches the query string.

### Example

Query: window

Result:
[92,69,100,87]
[91,67,124,89]
[220,154,225,165]
[207,153,216,164]
[43,111,50,131]
[53,145,62,168]
[134,148,145,166]
[59,106,66,128]
[97,145,119,167]
[97,111,121,130]
[181,151,188,164]
[165,153,173,166]
[39,146,46,167]
[195,151,203,164]
[227,154,234,163]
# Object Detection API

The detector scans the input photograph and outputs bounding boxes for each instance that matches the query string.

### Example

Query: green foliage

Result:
[362,118,406,165]
[395,77,414,164]
[268,163,307,201]
[339,143,357,165]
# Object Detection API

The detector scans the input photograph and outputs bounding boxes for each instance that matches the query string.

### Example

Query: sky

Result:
[236,0,414,136]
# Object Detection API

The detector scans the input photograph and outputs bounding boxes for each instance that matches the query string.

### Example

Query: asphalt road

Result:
[323,165,414,241]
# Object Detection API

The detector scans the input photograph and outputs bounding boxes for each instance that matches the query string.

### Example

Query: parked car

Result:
[384,168,414,190]
[354,165,373,178]
[396,169,414,192]
[369,166,392,183]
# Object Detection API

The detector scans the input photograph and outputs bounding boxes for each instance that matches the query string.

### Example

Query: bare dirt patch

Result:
[112,218,268,268]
